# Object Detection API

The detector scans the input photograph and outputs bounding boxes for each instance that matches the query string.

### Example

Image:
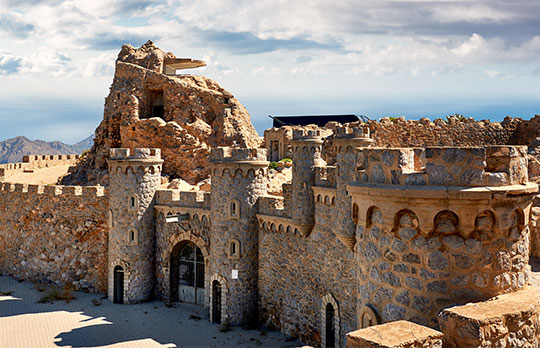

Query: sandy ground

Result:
[3,165,71,185]
[0,276,303,348]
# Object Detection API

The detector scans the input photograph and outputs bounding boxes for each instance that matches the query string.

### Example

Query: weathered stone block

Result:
[438,287,540,348]
[346,320,443,348]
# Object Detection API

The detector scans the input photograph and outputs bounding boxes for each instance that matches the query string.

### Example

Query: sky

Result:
[0,0,539,143]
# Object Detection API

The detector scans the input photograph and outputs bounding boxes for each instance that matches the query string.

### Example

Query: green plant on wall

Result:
[447,114,467,122]
[268,162,278,170]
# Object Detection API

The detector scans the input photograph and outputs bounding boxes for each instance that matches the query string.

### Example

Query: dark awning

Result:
[269,114,360,128]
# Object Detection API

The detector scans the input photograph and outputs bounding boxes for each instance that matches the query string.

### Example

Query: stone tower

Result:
[333,126,373,250]
[107,148,163,304]
[291,130,324,236]
[209,147,268,326]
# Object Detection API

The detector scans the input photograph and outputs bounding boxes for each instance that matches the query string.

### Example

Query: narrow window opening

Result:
[229,200,240,219]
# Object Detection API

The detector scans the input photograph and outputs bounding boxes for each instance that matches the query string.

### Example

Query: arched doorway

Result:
[113,266,124,304]
[325,303,335,348]
[212,280,222,323]
[170,241,205,305]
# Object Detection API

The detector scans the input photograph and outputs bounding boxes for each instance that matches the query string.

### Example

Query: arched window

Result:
[228,239,240,259]
[229,199,240,219]
[128,228,138,245]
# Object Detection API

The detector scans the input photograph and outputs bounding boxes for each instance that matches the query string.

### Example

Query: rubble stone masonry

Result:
[0,182,108,292]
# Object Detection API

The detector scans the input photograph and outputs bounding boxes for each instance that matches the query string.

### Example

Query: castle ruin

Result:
[1,42,540,347]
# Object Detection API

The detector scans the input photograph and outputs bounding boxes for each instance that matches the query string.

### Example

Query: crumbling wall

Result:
[0,183,108,292]
[61,41,261,186]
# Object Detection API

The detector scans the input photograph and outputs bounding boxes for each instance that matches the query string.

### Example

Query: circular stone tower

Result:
[209,147,268,326]
[107,148,163,304]
[333,126,373,250]
[291,129,325,236]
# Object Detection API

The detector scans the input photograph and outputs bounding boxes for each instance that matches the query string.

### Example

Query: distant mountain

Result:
[71,135,94,154]
[0,135,94,164]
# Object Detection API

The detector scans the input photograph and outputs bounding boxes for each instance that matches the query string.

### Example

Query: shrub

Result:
[219,321,231,332]
[37,284,76,303]
[268,162,278,170]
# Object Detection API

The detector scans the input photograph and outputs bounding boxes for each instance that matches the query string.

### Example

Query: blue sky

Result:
[0,0,539,143]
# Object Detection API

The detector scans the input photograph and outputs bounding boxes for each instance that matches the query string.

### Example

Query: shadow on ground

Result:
[0,276,301,348]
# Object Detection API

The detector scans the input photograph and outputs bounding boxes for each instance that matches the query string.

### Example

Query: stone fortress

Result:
[2,41,540,347]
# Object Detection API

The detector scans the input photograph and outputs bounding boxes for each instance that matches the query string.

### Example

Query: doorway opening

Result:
[113,266,124,304]
[170,241,205,305]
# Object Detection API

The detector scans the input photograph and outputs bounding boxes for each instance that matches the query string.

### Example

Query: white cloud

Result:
[81,52,116,78]
[0,50,22,75]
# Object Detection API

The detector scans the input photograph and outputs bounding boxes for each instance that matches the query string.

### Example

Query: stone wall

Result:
[357,146,528,187]
[258,227,357,347]
[347,287,540,348]
[0,183,108,292]
[258,204,358,347]
[0,153,79,179]
[360,116,522,148]
[22,154,79,169]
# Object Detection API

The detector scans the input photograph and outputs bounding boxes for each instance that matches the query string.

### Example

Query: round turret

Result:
[107,148,163,304]
[290,130,325,235]
[209,147,268,325]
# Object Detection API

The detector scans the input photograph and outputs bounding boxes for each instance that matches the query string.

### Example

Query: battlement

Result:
[23,154,79,166]
[315,166,337,187]
[109,148,161,160]
[155,189,211,208]
[357,145,528,187]
[210,147,267,163]
[0,153,80,179]
[0,182,106,197]
[334,125,370,139]
[258,195,286,217]
[292,129,322,141]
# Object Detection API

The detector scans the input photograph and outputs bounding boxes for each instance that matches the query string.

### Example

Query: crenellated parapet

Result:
[357,146,528,187]
[349,145,538,328]
[315,166,337,188]
[23,154,80,167]
[0,153,80,179]
[210,147,268,179]
[108,148,163,177]
[333,125,373,153]
[210,147,267,163]
[0,182,106,197]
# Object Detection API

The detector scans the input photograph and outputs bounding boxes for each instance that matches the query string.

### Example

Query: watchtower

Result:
[290,130,325,236]
[107,148,163,304]
[209,147,268,326]
[333,126,373,250]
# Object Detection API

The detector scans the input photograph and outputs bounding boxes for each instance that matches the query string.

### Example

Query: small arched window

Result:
[128,228,138,245]
[129,195,138,211]
[228,239,241,259]
[229,199,240,219]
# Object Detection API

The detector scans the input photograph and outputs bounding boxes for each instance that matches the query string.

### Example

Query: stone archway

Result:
[165,232,210,306]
